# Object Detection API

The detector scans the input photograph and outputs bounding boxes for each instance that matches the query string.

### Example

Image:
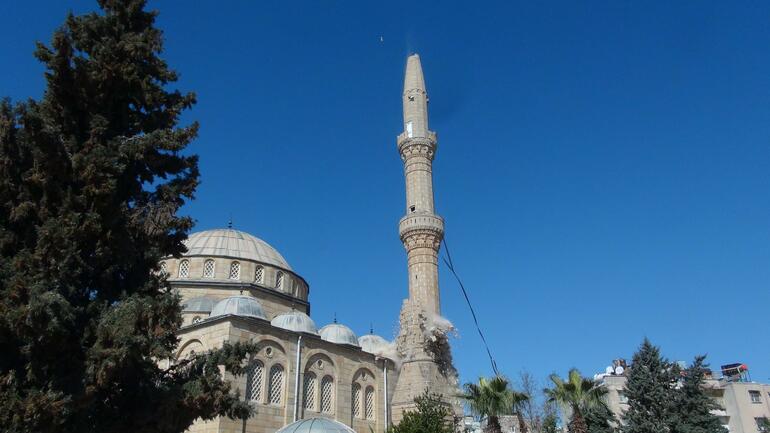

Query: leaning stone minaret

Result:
[391,54,460,423]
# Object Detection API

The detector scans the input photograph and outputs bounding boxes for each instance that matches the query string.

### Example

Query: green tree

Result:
[544,369,608,433]
[622,339,679,433]
[0,1,256,432]
[387,391,455,433]
[671,355,727,433]
[585,402,617,433]
[542,412,560,433]
[459,375,523,433]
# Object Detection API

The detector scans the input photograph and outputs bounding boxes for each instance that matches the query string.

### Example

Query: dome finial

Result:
[227,214,233,229]
[370,323,374,334]
[333,312,337,324]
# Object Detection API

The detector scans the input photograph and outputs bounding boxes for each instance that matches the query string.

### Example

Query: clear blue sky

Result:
[2,1,769,388]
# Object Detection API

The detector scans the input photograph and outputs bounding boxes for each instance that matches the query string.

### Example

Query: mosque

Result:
[162,54,459,433]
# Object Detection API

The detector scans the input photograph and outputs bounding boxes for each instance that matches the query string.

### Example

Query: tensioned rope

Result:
[441,236,500,377]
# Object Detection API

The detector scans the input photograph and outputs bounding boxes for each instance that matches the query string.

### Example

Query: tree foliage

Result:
[671,356,727,433]
[621,339,679,433]
[585,402,617,433]
[0,1,256,432]
[459,375,527,433]
[544,369,608,433]
[387,391,455,433]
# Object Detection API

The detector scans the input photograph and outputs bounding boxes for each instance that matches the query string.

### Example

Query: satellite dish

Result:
[606,366,614,375]
[615,366,625,375]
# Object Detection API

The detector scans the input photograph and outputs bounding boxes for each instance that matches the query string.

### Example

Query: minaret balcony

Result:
[399,213,444,240]
[397,130,437,148]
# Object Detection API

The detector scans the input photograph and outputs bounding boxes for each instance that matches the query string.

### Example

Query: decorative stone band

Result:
[397,132,438,161]
[399,214,444,251]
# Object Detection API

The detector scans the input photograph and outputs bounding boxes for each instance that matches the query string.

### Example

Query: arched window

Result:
[178,260,189,278]
[303,372,317,410]
[254,265,264,284]
[275,271,284,291]
[321,376,334,414]
[269,364,284,405]
[352,383,362,419]
[228,261,240,280]
[203,259,215,278]
[192,316,201,324]
[246,361,264,402]
[365,386,375,420]
[159,261,168,277]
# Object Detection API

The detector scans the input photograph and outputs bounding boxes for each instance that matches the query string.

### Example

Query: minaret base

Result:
[391,300,462,424]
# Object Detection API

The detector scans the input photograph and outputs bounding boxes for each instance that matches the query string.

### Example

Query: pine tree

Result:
[585,403,617,433]
[387,391,455,433]
[0,1,257,432]
[622,339,678,433]
[671,356,727,433]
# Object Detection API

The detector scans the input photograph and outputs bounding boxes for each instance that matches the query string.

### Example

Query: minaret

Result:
[391,54,459,423]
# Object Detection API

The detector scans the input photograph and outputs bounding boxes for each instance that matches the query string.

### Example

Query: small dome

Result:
[271,311,318,335]
[182,296,216,313]
[276,417,356,433]
[358,334,392,355]
[319,323,359,347]
[210,296,267,320]
[183,228,292,270]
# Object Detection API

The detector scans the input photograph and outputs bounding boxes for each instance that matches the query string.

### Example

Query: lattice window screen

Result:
[352,383,362,419]
[255,266,264,283]
[229,261,240,280]
[246,361,264,402]
[203,260,215,278]
[269,365,284,405]
[303,372,317,410]
[275,271,284,290]
[365,386,375,420]
[321,376,334,413]
[159,261,168,276]
[178,260,189,278]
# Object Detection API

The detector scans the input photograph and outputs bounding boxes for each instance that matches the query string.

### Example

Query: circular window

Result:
[317,359,324,370]
[265,347,274,358]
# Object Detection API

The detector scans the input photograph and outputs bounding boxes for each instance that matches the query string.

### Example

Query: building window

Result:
[255,265,264,284]
[618,391,629,404]
[751,390,763,404]
[352,383,362,419]
[321,376,334,414]
[756,417,769,432]
[159,261,168,277]
[292,280,299,296]
[246,361,264,402]
[275,271,284,291]
[269,364,284,405]
[228,261,240,280]
[303,372,317,411]
[178,260,189,278]
[203,259,215,278]
[365,386,375,420]
[192,316,201,324]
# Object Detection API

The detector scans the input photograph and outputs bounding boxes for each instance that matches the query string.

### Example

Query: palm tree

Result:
[544,369,608,433]
[459,375,527,433]
[510,390,531,433]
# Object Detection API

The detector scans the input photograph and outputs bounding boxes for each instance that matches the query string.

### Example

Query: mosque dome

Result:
[275,417,356,433]
[271,310,318,335]
[358,333,392,355]
[319,323,359,347]
[210,296,268,320]
[183,228,292,270]
[182,296,216,313]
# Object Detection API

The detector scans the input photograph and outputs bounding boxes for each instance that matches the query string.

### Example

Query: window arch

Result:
[275,271,284,291]
[254,265,264,284]
[159,261,168,277]
[321,376,334,414]
[203,259,215,278]
[178,260,189,278]
[352,383,362,419]
[246,361,264,402]
[303,372,317,411]
[268,364,284,405]
[228,261,240,280]
[365,386,375,420]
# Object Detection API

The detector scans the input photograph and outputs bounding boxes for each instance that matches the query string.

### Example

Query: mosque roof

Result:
[182,296,216,313]
[210,296,268,320]
[275,418,356,433]
[183,228,292,270]
[271,310,319,335]
[319,323,359,347]
[358,333,392,355]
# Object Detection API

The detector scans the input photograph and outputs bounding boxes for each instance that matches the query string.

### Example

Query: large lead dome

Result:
[184,228,292,270]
